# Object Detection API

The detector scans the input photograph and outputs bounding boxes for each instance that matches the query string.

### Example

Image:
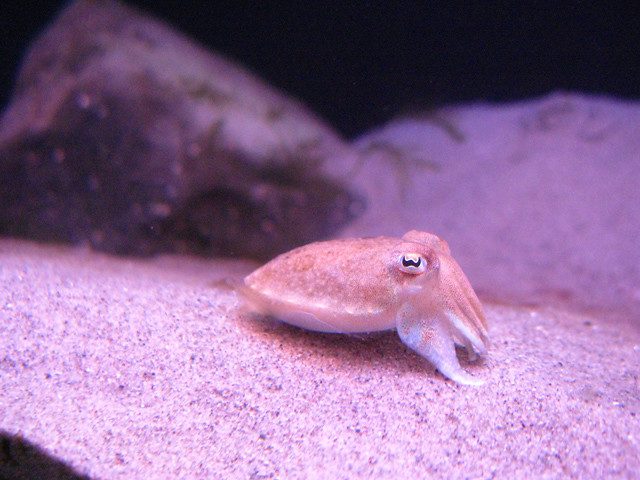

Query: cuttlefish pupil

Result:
[239,230,489,386]
[401,254,424,273]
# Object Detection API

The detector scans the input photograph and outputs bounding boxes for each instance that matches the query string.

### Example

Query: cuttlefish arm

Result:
[396,247,489,386]
[397,311,482,386]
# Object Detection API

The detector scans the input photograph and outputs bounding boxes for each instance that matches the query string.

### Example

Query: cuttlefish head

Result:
[400,230,488,354]
[395,231,489,385]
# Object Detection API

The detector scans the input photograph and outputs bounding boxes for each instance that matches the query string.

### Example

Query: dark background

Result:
[2,1,640,137]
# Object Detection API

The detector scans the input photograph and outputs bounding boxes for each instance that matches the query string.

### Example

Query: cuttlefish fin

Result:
[237,283,349,334]
[396,312,484,386]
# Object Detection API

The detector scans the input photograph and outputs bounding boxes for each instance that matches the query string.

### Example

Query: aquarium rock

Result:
[0,0,363,259]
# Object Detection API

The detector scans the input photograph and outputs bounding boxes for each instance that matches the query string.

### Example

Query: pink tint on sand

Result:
[0,239,639,478]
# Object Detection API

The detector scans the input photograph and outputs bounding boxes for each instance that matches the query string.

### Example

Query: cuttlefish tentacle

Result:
[444,271,487,372]
[396,306,484,386]
[451,261,488,335]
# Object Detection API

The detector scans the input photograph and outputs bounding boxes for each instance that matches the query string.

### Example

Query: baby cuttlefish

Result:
[239,230,489,385]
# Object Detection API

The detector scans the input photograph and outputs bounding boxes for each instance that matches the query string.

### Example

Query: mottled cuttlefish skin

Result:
[239,230,489,385]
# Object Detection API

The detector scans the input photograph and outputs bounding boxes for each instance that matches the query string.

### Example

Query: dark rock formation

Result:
[0,431,90,480]
[0,0,363,259]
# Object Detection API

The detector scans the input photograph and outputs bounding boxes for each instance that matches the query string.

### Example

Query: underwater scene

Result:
[1,2,638,478]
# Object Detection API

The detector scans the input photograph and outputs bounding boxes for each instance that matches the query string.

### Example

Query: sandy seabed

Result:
[1,239,638,479]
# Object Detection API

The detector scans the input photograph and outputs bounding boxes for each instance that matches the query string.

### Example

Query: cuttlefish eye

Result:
[399,253,427,274]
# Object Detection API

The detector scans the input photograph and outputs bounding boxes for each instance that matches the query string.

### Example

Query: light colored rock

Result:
[345,92,640,320]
